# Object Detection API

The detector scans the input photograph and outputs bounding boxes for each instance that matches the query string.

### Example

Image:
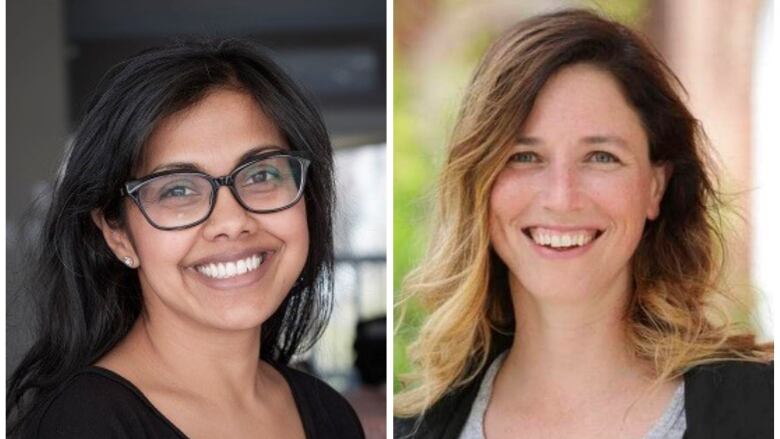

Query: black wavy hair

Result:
[7,38,335,434]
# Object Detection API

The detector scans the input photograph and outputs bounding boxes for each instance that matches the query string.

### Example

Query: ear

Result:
[91,209,139,268]
[647,162,672,220]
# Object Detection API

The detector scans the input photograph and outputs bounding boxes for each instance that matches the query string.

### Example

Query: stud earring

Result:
[122,256,135,268]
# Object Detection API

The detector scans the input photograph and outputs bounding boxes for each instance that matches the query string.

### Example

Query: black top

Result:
[395,359,773,439]
[26,364,365,439]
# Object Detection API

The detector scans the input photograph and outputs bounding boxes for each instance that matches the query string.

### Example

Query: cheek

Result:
[266,200,309,270]
[489,174,512,240]
[290,203,309,257]
[489,169,537,230]
[589,174,653,236]
[124,205,195,265]
[488,171,531,255]
[489,171,531,222]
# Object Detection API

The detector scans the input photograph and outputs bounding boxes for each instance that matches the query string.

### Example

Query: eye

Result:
[245,167,282,185]
[508,151,540,163]
[588,151,620,164]
[160,185,198,199]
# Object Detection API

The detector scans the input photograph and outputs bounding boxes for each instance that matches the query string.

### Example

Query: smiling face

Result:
[99,87,309,332]
[489,63,668,303]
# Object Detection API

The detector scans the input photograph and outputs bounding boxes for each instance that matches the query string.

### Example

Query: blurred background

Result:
[6,0,387,433]
[394,0,775,390]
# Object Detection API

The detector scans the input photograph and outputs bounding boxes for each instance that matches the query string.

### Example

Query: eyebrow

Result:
[147,144,287,175]
[516,135,629,148]
[581,135,629,148]
[516,136,542,146]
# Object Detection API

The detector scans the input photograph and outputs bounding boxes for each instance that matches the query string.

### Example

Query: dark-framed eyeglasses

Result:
[121,151,311,231]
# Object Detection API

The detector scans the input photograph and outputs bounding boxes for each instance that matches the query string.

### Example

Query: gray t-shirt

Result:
[459,353,686,439]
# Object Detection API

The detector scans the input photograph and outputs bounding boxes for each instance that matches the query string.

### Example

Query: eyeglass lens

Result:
[135,156,306,229]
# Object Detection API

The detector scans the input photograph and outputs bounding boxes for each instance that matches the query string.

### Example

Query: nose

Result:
[541,162,583,212]
[201,186,258,240]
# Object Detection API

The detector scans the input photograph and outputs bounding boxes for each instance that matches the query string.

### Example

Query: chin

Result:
[202,304,277,332]
[209,315,265,332]
[513,271,598,301]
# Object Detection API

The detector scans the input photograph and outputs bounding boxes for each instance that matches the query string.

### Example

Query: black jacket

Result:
[395,359,772,439]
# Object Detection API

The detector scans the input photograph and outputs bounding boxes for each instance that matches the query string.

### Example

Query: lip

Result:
[521,225,605,259]
[186,247,276,291]
[523,224,604,233]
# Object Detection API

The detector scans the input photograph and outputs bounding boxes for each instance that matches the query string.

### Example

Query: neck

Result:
[501,274,653,400]
[121,304,267,404]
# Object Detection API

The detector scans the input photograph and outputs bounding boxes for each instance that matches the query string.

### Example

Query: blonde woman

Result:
[395,9,772,439]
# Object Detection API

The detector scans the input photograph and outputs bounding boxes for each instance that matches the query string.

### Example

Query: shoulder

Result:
[393,385,480,439]
[394,415,424,439]
[394,349,508,439]
[685,359,773,400]
[26,367,181,439]
[393,372,485,439]
[276,363,355,412]
[686,359,772,384]
[684,360,773,439]
[274,363,365,439]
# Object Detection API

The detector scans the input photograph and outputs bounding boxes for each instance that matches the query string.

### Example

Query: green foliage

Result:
[579,0,648,24]
[393,61,434,390]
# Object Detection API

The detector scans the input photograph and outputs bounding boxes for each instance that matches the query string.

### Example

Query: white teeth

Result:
[225,262,237,277]
[530,228,596,249]
[196,253,266,279]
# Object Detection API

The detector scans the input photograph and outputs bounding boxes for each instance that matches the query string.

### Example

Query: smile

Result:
[523,227,603,250]
[195,253,268,279]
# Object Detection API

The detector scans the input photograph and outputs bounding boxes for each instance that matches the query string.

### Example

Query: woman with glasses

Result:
[7,39,364,439]
[394,9,771,439]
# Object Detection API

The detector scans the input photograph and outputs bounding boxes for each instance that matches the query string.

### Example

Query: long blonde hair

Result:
[395,8,772,417]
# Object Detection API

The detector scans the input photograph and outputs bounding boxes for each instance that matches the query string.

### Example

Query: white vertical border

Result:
[752,1,777,430]
[385,0,395,436]
[752,0,776,342]
[757,1,780,436]
[1,0,9,428]
[763,1,780,435]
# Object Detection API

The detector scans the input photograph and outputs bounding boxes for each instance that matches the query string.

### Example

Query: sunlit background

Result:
[5,0,387,416]
[394,0,775,390]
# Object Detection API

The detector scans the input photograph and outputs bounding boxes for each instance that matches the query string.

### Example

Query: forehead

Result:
[519,63,647,148]
[138,87,287,175]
